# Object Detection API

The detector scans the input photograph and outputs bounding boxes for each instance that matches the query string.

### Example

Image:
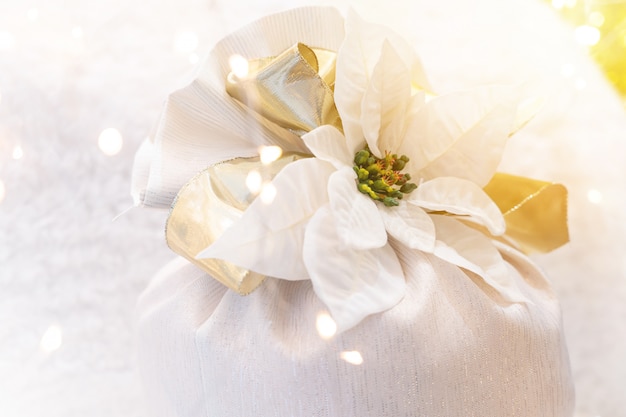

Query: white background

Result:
[1,0,625,416]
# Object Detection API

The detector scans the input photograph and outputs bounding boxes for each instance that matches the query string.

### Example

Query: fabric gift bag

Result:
[133,7,575,417]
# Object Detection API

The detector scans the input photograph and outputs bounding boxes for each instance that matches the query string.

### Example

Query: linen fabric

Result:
[131,7,345,209]
[136,242,575,417]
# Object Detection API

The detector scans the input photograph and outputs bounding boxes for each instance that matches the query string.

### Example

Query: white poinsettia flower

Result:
[199,10,528,332]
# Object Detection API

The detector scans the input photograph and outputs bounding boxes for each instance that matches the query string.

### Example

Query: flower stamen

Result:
[353,147,418,207]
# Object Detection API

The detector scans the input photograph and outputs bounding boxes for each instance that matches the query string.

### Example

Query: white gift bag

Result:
[137,243,574,417]
[133,7,575,416]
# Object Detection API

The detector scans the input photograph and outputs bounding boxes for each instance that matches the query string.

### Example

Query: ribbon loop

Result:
[166,154,305,294]
[484,173,569,254]
[226,43,342,136]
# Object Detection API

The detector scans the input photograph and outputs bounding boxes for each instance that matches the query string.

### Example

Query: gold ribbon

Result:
[166,43,341,294]
[226,43,342,136]
[484,173,569,254]
[166,154,305,294]
[166,43,570,294]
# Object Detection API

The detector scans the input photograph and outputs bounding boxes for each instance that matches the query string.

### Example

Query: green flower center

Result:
[353,147,418,207]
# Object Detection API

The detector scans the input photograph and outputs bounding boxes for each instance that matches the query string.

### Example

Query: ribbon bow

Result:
[165,44,569,295]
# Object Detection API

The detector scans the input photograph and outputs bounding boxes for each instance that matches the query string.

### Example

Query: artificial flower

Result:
[198,10,529,332]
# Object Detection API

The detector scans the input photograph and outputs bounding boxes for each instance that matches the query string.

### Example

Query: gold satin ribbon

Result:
[166,154,305,294]
[484,173,569,254]
[166,43,570,294]
[226,43,342,136]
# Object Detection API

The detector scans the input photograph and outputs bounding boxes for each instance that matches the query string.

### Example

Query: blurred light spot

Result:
[189,53,199,64]
[259,145,283,165]
[575,25,601,46]
[0,179,5,203]
[220,217,234,231]
[575,78,587,90]
[40,325,63,353]
[260,183,277,205]
[587,189,603,204]
[565,0,576,7]
[0,31,15,50]
[246,170,262,194]
[98,128,123,156]
[316,312,337,339]
[175,31,198,54]
[561,63,575,77]
[27,8,39,21]
[229,54,249,79]
[551,0,565,9]
[589,12,605,27]
[72,26,83,39]
[340,351,363,365]
[12,145,23,160]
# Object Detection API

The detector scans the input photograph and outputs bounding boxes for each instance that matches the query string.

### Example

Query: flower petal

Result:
[302,125,352,169]
[334,11,375,154]
[511,96,544,136]
[400,86,519,186]
[328,167,387,250]
[197,158,334,280]
[430,215,528,303]
[360,39,411,157]
[335,9,431,155]
[304,205,406,332]
[380,203,436,252]
[411,177,505,235]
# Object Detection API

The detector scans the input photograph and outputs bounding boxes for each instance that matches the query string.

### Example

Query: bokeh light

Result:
[340,351,364,365]
[12,145,23,160]
[587,189,603,204]
[259,145,282,165]
[316,312,337,339]
[246,170,262,194]
[548,0,626,97]
[229,54,249,79]
[98,128,124,156]
[589,11,605,27]
[260,183,277,204]
[40,325,63,354]
[575,25,601,46]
